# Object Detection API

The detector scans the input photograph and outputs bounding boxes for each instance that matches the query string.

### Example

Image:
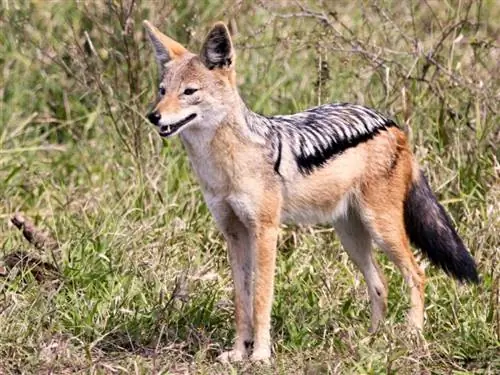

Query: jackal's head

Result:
[144,21,236,137]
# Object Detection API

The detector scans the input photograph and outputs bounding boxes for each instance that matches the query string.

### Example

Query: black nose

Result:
[147,111,161,125]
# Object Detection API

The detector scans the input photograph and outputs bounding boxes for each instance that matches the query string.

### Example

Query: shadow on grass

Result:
[89,291,232,362]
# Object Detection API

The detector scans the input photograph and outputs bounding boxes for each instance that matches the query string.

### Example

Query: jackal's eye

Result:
[183,88,198,96]
[159,86,166,96]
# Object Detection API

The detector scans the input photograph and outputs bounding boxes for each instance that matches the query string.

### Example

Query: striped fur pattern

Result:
[244,103,397,175]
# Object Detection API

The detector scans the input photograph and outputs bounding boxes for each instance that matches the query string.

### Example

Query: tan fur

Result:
[359,128,425,328]
[144,22,429,363]
[283,148,365,218]
[156,94,181,113]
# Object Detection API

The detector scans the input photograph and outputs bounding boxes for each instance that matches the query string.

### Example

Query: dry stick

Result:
[9,213,61,276]
[71,25,135,159]
[11,213,58,252]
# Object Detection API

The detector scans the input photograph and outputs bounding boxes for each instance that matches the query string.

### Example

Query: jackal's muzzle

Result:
[147,111,197,137]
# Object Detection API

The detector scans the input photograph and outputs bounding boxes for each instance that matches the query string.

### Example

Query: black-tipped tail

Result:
[404,171,479,283]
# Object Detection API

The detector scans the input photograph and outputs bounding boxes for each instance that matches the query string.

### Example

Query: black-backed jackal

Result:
[143,21,479,363]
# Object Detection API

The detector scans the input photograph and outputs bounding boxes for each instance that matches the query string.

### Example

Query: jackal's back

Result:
[245,103,399,177]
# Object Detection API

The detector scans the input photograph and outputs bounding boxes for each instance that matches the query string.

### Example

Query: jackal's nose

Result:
[147,111,161,126]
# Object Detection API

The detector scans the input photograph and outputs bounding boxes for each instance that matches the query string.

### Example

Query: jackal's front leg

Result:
[214,208,253,363]
[251,224,279,362]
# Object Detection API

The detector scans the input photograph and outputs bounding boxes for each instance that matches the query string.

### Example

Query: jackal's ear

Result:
[200,22,234,70]
[143,20,187,68]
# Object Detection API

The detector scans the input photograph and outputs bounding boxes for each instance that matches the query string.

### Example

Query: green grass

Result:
[0,0,499,373]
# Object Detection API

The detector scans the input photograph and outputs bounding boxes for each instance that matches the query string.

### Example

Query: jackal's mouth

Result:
[159,113,197,137]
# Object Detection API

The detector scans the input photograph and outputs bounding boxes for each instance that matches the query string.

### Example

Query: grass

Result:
[0,0,499,373]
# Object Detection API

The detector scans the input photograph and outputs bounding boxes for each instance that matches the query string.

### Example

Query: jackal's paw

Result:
[368,321,382,334]
[249,348,271,363]
[217,349,246,363]
[407,312,424,331]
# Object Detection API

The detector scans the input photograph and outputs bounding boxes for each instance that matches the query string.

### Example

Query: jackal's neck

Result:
[238,96,275,140]
[181,94,273,155]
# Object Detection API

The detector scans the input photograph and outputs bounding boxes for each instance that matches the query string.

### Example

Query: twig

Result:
[10,213,61,274]
[11,213,58,252]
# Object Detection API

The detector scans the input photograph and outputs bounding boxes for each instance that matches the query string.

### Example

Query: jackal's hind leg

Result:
[364,205,426,329]
[334,211,387,331]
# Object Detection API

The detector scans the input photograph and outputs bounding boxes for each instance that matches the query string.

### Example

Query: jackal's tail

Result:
[403,170,479,283]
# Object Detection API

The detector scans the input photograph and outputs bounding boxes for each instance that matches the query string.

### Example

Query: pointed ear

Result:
[143,20,188,68]
[200,22,235,70]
